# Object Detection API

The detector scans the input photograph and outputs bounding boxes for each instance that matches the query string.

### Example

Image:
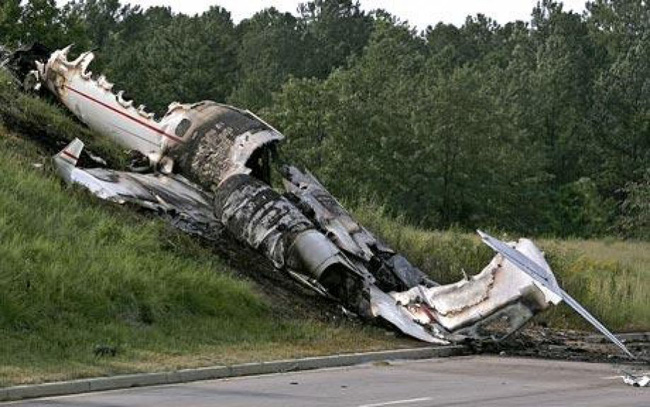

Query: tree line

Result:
[1,0,648,238]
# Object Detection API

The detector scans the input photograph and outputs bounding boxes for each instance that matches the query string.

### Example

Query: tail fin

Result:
[53,138,84,182]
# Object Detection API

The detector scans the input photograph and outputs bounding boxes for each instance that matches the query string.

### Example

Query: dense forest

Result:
[0,0,648,239]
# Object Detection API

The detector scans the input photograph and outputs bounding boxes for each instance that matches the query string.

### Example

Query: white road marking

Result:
[358,397,433,407]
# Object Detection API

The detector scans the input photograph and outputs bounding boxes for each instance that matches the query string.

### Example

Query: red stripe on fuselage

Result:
[63,85,184,144]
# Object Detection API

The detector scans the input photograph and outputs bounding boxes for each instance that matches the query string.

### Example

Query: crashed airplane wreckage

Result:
[16,46,633,355]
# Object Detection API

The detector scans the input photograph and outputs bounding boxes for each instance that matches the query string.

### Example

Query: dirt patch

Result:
[476,325,650,368]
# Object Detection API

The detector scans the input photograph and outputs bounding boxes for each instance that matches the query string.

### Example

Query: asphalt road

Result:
[7,356,648,407]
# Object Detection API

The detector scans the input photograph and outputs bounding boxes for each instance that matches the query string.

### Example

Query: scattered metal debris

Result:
[12,45,636,355]
[623,373,650,387]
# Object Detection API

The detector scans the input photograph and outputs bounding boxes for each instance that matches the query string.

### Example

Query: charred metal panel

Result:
[170,102,283,189]
[213,173,373,315]
[214,173,313,269]
[371,253,435,293]
[283,166,385,261]
[283,166,432,292]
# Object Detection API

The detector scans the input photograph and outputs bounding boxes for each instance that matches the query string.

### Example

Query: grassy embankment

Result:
[0,71,401,387]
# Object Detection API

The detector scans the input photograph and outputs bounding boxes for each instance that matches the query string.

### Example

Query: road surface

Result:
[7,356,648,406]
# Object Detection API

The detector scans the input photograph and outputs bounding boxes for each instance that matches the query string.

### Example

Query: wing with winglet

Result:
[52,139,219,232]
[477,229,634,358]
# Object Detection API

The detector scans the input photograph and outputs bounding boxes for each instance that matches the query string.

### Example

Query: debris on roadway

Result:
[623,373,650,387]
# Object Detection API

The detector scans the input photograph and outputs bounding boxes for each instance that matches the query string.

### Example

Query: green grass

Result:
[352,201,650,332]
[0,130,403,388]
[538,238,649,332]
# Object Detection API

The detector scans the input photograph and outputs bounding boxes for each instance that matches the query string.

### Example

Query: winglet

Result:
[53,138,84,182]
[54,138,83,166]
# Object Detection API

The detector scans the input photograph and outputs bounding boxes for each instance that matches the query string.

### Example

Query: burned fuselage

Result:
[28,46,633,354]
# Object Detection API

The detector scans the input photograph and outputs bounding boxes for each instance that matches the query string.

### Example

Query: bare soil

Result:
[477,325,650,373]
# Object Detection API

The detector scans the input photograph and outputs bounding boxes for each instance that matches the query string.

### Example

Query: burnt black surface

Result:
[171,103,274,189]
[282,165,435,294]
[2,43,51,83]
[478,325,650,366]
[371,253,432,292]
[214,173,314,266]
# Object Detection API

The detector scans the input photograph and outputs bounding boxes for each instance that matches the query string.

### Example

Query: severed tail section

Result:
[477,230,635,358]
